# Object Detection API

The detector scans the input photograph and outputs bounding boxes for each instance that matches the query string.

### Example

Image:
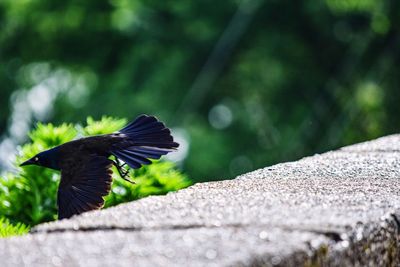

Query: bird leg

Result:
[113,157,136,184]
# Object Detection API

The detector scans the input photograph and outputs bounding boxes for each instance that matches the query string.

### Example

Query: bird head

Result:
[20,148,60,170]
[20,155,41,167]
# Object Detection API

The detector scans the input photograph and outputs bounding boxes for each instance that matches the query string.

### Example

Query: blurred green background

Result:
[0,0,399,182]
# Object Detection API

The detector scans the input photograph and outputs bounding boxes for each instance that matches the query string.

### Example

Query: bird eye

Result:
[34,157,39,162]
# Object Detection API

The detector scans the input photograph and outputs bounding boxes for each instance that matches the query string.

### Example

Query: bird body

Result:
[20,115,178,219]
[36,134,126,171]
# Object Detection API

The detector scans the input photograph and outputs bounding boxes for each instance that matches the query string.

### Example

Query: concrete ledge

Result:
[1,135,400,266]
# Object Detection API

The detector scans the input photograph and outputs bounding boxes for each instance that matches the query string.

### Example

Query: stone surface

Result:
[1,135,400,266]
[340,134,400,152]
[0,227,330,267]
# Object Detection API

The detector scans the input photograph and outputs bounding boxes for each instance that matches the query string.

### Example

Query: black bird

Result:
[20,115,178,219]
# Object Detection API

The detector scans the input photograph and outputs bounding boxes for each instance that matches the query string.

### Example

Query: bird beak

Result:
[20,158,35,167]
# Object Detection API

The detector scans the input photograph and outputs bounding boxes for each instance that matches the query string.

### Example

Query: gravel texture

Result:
[1,135,400,266]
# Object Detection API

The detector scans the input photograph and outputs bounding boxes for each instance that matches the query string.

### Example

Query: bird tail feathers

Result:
[111,115,178,169]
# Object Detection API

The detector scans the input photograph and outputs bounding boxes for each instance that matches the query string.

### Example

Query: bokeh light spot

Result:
[208,104,233,129]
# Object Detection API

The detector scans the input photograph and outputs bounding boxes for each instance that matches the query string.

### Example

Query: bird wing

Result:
[57,155,113,220]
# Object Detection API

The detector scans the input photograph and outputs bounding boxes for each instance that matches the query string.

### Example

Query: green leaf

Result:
[0,217,30,238]
[82,116,127,136]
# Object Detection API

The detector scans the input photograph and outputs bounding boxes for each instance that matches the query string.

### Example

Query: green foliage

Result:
[0,117,190,226]
[0,0,399,183]
[82,117,127,136]
[105,161,191,207]
[27,123,78,149]
[0,217,30,238]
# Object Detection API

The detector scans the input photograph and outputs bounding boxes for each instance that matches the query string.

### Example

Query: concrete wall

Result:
[1,135,400,266]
